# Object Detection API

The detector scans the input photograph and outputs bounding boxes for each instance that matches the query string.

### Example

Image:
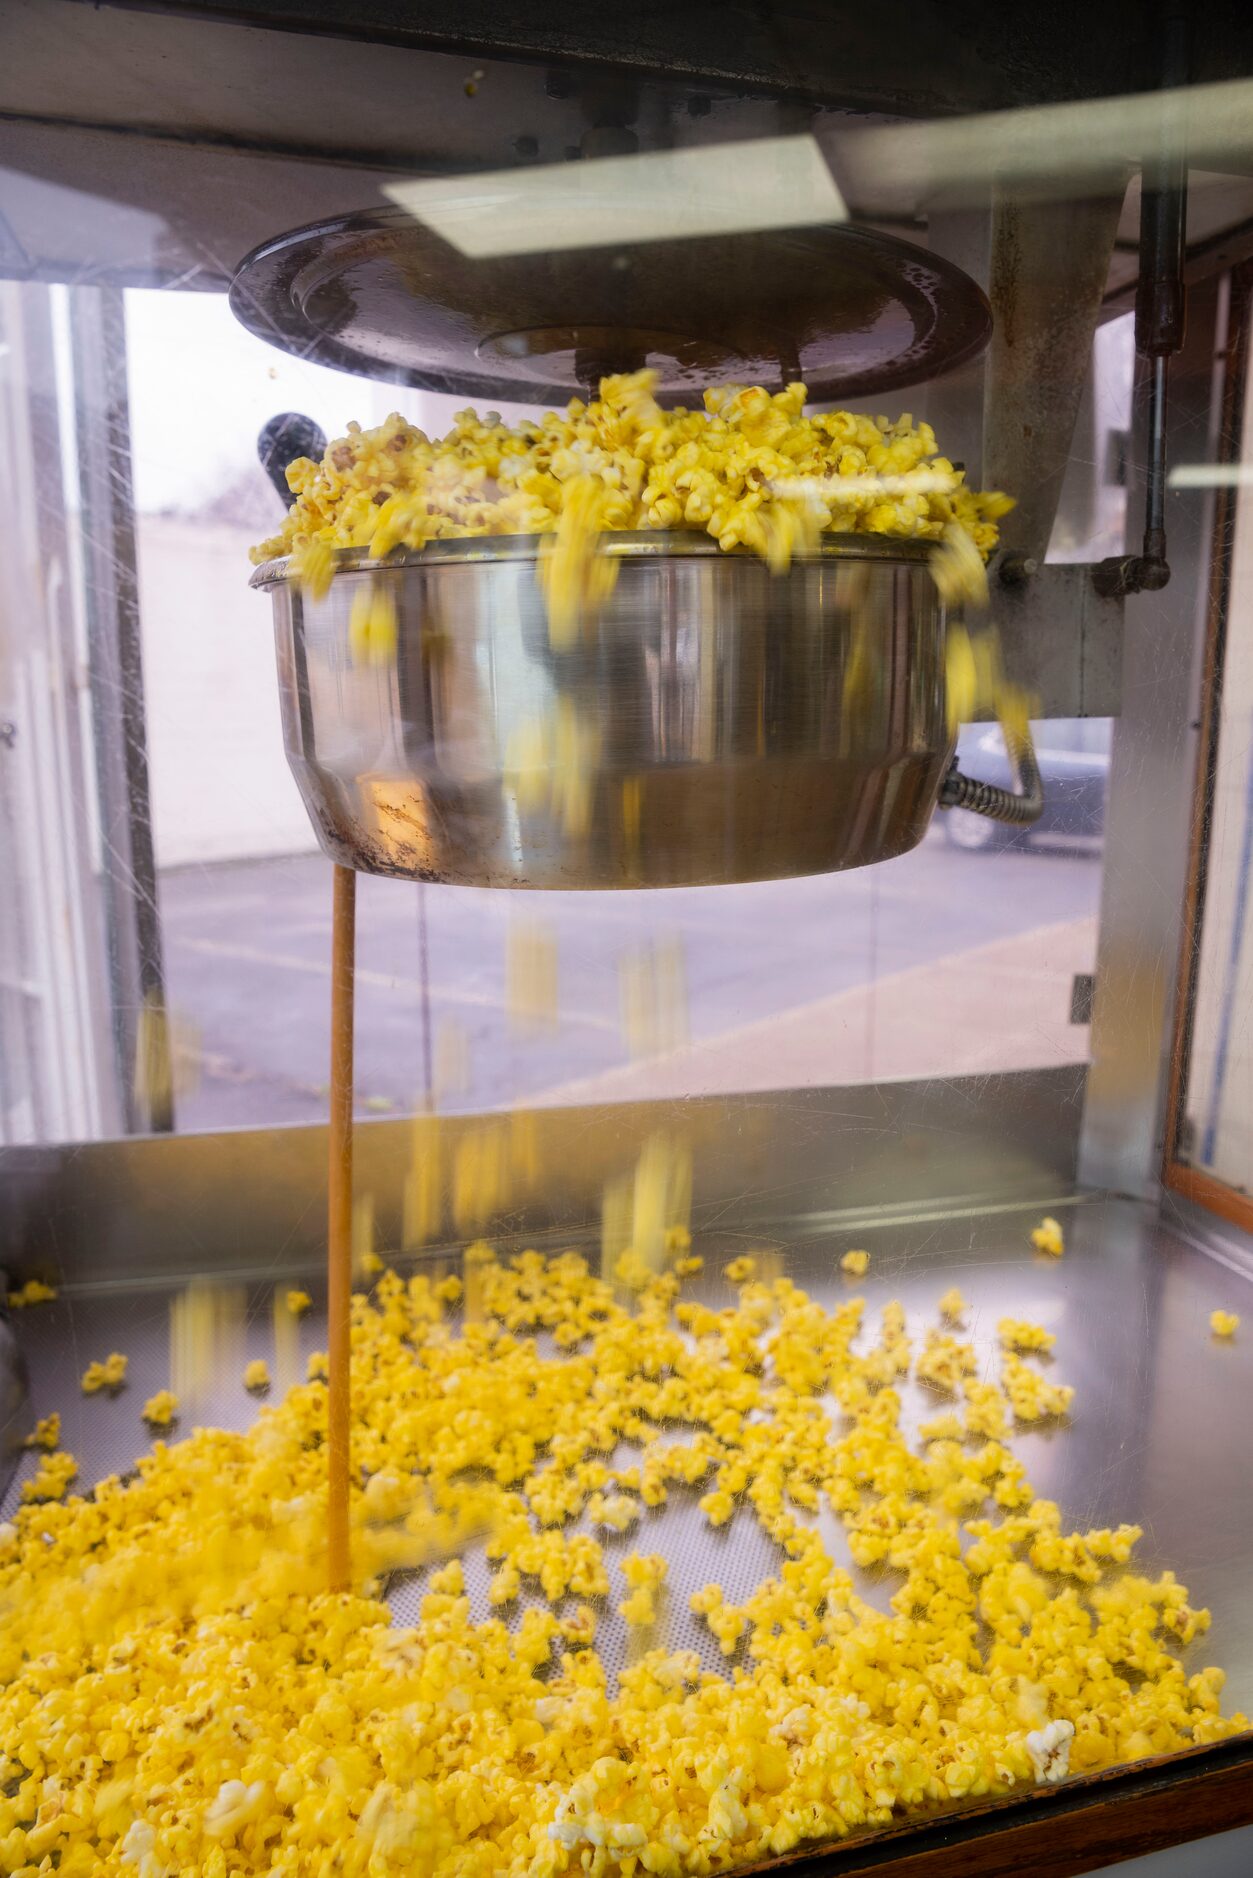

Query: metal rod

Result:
[1093,19,1188,599]
[417,884,434,1111]
[1135,109,1186,580]
[1143,351,1170,567]
[1136,167,1187,359]
[327,863,356,1594]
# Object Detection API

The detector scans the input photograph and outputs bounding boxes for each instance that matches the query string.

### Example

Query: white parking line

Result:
[172,935,620,1031]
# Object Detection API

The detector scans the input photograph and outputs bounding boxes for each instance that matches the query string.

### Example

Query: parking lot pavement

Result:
[159,829,1104,1132]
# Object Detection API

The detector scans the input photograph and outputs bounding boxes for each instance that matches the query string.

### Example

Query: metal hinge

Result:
[1070,973,1095,1025]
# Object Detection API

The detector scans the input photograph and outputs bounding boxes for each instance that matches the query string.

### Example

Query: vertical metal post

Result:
[327,863,356,1594]
[1135,17,1189,577]
[69,285,172,1133]
[1079,274,1229,1196]
[928,184,1128,567]
[984,187,1131,567]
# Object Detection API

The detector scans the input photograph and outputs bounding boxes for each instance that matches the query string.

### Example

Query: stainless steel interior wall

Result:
[0,1066,1085,1287]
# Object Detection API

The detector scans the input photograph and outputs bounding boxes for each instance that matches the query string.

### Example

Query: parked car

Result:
[943,718,1111,853]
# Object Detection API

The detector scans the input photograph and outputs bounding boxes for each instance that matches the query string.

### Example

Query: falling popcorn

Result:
[506,919,559,1036]
[619,937,688,1061]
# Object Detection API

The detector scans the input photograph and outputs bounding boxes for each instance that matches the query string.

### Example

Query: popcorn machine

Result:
[2,5,1253,1876]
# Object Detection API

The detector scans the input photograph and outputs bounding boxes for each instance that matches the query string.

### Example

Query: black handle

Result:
[258,413,327,508]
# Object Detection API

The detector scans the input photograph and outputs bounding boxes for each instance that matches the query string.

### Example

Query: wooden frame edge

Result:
[1162,260,1253,1228]
[1165,1160,1253,1235]
[738,1735,1253,1878]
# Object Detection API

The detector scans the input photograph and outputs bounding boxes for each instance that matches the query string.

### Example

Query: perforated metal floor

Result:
[5,1197,1253,1704]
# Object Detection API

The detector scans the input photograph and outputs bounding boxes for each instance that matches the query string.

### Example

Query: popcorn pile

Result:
[251,372,1012,643]
[0,1247,1242,1877]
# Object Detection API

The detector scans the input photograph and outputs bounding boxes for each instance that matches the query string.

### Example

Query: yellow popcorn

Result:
[691,1581,748,1656]
[0,1241,1242,1878]
[170,1280,243,1414]
[945,622,979,731]
[963,1377,1010,1440]
[507,918,559,1035]
[347,578,398,666]
[559,1603,597,1646]
[938,1286,966,1320]
[916,1327,978,1394]
[724,1255,757,1284]
[620,936,688,1060]
[452,1119,513,1232]
[290,536,334,598]
[1210,1310,1240,1338]
[1031,1215,1065,1257]
[244,1358,271,1392]
[141,1390,179,1429]
[270,1266,309,1392]
[698,1486,736,1527]
[1003,1350,1074,1423]
[353,1192,380,1282]
[286,1287,313,1316]
[998,1318,1057,1354]
[618,1552,668,1625]
[1029,1521,1143,1585]
[621,1550,668,1590]
[428,1556,464,1595]
[489,1562,520,1606]
[675,1253,704,1277]
[1025,1718,1074,1784]
[7,1278,57,1308]
[586,1491,641,1533]
[204,1777,267,1839]
[613,1247,654,1293]
[20,1449,77,1502]
[23,1412,60,1451]
[618,1585,658,1626]
[840,1249,870,1277]
[253,375,1011,645]
[931,519,989,607]
[612,1130,692,1276]
[539,472,624,646]
[81,1352,127,1395]
[433,1019,472,1104]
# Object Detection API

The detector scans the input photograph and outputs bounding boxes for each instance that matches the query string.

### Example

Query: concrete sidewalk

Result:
[528,915,1096,1107]
[161,840,1102,1130]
